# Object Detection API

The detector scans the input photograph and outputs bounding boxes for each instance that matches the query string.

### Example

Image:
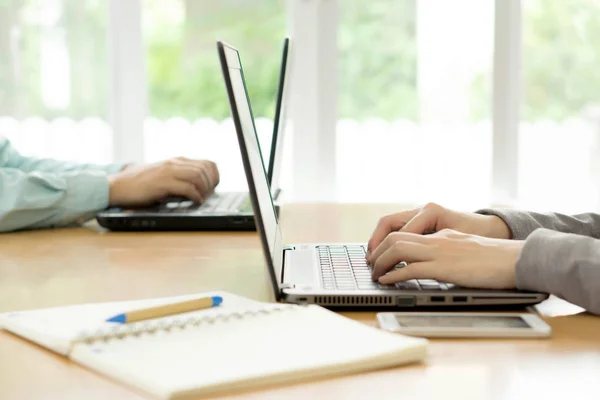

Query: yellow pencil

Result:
[106,296,223,324]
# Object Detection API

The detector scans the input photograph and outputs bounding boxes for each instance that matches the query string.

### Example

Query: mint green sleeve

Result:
[0,137,122,232]
[0,137,126,175]
[0,168,110,232]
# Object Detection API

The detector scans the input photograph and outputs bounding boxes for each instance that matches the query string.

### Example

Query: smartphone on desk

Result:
[377,312,552,338]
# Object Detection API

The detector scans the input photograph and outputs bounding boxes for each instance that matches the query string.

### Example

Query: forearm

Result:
[477,208,600,239]
[0,137,126,175]
[0,168,110,232]
[516,229,600,315]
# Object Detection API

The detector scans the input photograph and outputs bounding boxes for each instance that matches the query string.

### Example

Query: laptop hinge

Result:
[280,283,295,289]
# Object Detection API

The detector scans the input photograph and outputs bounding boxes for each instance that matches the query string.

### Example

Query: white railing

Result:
[1,116,598,213]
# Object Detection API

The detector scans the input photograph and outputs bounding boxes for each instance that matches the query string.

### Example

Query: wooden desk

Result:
[1,203,599,400]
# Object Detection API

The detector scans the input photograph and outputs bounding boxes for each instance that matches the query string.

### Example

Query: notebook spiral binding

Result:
[74,304,299,345]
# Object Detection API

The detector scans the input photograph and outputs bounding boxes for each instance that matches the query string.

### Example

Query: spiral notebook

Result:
[0,292,428,399]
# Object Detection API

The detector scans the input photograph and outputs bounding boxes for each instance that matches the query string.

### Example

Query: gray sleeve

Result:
[476,208,600,240]
[516,228,600,315]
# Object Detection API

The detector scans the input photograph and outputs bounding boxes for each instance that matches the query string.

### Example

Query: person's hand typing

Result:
[366,202,512,262]
[108,157,219,207]
[369,229,524,289]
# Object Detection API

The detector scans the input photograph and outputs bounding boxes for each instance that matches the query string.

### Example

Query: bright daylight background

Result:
[2,0,600,213]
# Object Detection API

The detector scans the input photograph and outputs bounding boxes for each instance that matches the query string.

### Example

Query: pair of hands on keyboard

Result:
[108,157,219,207]
[366,203,523,289]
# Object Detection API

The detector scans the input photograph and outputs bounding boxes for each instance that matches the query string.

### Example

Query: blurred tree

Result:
[521,0,600,121]
[63,0,108,119]
[0,0,108,119]
[470,0,600,122]
[0,0,18,115]
[2,1,46,119]
[338,0,417,121]
[146,0,285,119]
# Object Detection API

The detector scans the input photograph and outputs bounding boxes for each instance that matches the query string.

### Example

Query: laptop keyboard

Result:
[159,192,247,213]
[317,245,452,291]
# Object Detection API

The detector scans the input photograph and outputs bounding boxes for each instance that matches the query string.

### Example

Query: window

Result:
[2,0,597,211]
[142,0,286,192]
[519,0,600,213]
[336,0,494,208]
[0,0,112,163]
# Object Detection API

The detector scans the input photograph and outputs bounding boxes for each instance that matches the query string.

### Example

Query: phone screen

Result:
[394,315,531,329]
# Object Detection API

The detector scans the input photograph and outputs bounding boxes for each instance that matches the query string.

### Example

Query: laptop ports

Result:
[396,296,416,307]
[429,296,445,303]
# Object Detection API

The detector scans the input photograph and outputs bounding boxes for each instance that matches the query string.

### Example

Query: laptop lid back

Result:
[218,41,285,301]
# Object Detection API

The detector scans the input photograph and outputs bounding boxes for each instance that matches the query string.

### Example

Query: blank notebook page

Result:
[70,305,428,399]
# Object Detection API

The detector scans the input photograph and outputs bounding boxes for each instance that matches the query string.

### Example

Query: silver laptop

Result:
[96,38,289,231]
[218,40,549,309]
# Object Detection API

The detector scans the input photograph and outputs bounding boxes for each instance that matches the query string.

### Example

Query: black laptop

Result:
[96,38,289,231]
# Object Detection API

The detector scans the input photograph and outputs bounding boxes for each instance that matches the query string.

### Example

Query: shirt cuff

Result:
[60,171,110,224]
[103,163,128,175]
[515,228,593,294]
[514,229,551,293]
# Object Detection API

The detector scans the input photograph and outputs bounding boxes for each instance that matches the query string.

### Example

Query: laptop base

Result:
[281,290,547,310]
[96,213,256,231]
[97,202,281,231]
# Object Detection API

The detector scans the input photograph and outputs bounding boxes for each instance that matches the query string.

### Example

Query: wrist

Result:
[486,216,513,239]
[107,174,120,206]
[503,239,524,287]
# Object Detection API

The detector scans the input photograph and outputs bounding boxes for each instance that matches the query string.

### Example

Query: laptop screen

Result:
[218,42,284,296]
[267,38,289,193]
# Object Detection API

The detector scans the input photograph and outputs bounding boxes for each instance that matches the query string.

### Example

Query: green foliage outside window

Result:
[1,0,599,122]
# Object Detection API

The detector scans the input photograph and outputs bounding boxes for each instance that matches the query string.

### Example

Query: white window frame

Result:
[492,0,521,204]
[287,0,338,202]
[107,0,146,164]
